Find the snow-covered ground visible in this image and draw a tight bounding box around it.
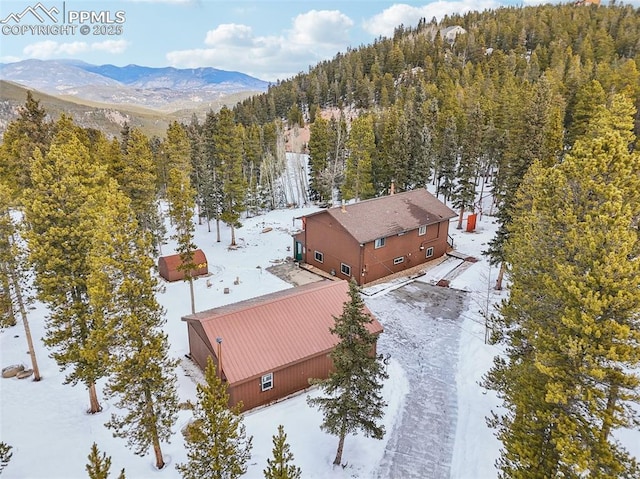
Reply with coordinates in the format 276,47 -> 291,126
2,173 -> 639,478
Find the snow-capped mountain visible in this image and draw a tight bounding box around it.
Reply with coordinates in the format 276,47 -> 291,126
0,59 -> 269,110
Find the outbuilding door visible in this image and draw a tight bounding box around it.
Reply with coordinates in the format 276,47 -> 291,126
294,241 -> 303,261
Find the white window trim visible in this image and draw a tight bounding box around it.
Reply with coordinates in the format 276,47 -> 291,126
261,372 -> 273,391
340,263 -> 351,276
314,251 -> 324,263
374,237 -> 386,249
418,225 -> 427,236
393,256 -> 404,265
426,246 -> 434,258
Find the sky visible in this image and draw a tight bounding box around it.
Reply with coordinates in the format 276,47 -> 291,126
0,0 -> 616,82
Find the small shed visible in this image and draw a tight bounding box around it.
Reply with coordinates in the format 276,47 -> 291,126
182,280 -> 383,412
158,249 -> 208,282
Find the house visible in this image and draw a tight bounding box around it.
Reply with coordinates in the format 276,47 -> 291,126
293,189 -> 457,285
181,280 -> 383,412
158,249 -> 208,282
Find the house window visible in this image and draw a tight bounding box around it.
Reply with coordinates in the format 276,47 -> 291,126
314,251 -> 324,263
261,372 -> 273,391
426,246 -> 434,258
340,263 -> 351,276
374,237 -> 386,249
418,225 -> 427,236
393,256 -> 404,265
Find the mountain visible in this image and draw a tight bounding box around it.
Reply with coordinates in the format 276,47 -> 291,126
0,59 -> 268,111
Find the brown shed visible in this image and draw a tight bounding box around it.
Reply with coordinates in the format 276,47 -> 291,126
158,249 -> 208,282
182,280 -> 383,412
293,189 -> 457,285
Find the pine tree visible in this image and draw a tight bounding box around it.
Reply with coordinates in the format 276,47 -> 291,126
342,114 -> 375,201
0,183 -> 41,379
485,95 -> 640,478
176,357 -> 253,479
308,116 -> 331,202
307,279 -> 388,466
166,167 -> 198,314
263,425 -> 302,479
24,116 -> 109,413
0,442 -> 12,475
90,181 -> 179,470
86,443 -> 125,479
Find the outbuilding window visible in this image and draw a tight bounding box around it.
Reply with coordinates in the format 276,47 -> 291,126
393,256 -> 404,265
314,251 -> 324,263
261,372 -> 273,391
418,225 -> 427,236
426,246 -> 434,258
374,237 -> 386,249
340,263 -> 351,276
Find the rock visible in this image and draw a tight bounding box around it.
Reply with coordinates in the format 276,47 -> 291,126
2,364 -> 25,378
261,227 -> 273,233
16,369 -> 33,379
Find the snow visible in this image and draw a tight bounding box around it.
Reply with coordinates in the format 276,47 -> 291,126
2,172 -> 639,478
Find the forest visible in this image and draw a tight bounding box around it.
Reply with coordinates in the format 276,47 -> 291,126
1,2 -> 640,477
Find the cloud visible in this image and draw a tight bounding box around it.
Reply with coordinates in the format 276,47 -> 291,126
167,9 -> 354,81
363,1 -> 499,37
22,39 -> 129,58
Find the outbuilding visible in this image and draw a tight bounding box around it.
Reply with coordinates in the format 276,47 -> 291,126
181,280 -> 383,412
158,249 -> 208,282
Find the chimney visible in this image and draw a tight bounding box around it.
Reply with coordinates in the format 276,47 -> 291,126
390,181 -> 395,195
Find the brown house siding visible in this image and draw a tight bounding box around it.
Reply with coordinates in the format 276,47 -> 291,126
302,213 -> 362,281
298,215 -> 452,285
228,351 -> 334,412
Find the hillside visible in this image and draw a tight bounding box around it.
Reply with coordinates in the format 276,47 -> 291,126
0,80 -> 258,138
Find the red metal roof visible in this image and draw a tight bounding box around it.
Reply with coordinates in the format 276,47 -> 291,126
182,280 -> 383,384
304,189 -> 456,244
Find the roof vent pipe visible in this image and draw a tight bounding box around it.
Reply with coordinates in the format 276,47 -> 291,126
341,200 -> 346,213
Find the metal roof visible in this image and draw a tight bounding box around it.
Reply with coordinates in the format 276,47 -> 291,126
182,280 -> 383,384
306,189 -> 456,244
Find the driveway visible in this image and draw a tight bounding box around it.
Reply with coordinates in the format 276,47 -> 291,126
365,282 -> 467,479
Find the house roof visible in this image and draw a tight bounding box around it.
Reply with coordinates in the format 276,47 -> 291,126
182,280 -> 383,384
307,189 -> 456,244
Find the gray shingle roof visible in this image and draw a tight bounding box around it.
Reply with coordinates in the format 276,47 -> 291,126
322,189 -> 457,244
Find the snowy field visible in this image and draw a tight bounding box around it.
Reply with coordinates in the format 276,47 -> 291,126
2,176 -> 639,478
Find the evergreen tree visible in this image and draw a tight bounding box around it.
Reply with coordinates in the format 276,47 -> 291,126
307,279 -> 388,466
485,95 -> 640,478
342,114 -> 375,201
308,116 -> 331,202
215,108 -> 248,246
85,443 -> 125,479
166,167 -> 198,314
0,91 -> 51,196
176,357 -> 253,479
0,442 -> 12,475
89,181 -> 179,470
0,183 -> 41,379
263,425 -> 302,479
24,116 -> 109,413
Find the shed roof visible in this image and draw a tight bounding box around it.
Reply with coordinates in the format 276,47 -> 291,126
159,249 -> 207,270
182,280 -> 383,384
306,189 -> 456,244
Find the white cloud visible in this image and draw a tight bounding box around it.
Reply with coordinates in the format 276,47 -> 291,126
22,40 -> 129,59
167,9 -> 354,81
289,10 -> 353,46
363,1 -> 499,37
204,24 -> 254,47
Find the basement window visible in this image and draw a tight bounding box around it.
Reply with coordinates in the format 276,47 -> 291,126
314,251 -> 324,263
261,372 -> 273,391
418,225 -> 427,236
393,257 -> 404,265
426,247 -> 434,258
374,237 -> 386,249
340,263 -> 351,276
